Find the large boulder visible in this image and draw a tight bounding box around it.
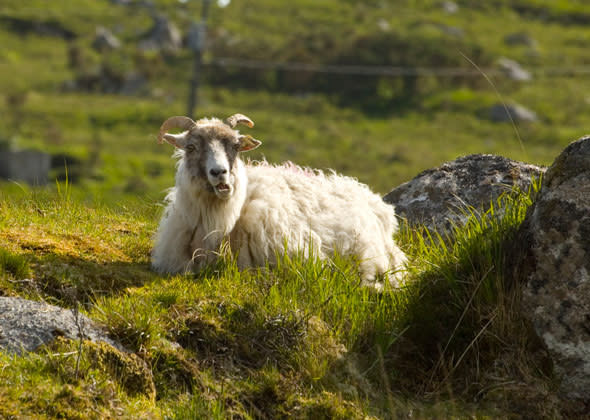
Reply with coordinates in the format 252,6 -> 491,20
384,154 -> 544,233
518,136 -> 590,406
0,296 -> 122,355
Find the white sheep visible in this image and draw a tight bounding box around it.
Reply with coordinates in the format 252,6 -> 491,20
151,114 -> 407,289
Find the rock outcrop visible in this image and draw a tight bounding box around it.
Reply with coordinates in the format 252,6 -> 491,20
518,136 -> 590,406
0,296 -> 122,355
384,154 -> 544,233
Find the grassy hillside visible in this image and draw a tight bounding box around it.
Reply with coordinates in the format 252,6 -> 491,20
0,0 -> 588,418
0,179 -> 561,418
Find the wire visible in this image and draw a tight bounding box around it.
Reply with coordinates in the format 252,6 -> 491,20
207,56 -> 590,78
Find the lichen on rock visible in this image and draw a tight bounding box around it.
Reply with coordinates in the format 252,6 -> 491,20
517,136 -> 590,408
384,154 -> 544,234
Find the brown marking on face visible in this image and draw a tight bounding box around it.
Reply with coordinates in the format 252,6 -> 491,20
182,124 -> 242,184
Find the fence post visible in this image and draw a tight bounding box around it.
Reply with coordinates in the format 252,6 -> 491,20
186,0 -> 211,119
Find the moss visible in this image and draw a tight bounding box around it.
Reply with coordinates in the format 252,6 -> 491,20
169,302 -> 307,372
88,341 -> 156,400
0,395 -> 30,420
49,384 -> 102,420
286,391 -> 373,420
48,337 -> 156,401
150,344 -> 201,399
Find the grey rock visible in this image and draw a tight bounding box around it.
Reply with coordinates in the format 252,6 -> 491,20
139,15 -> 182,52
0,296 -> 122,355
0,150 -> 51,185
377,18 -> 390,32
497,57 -> 532,81
92,26 -> 121,51
436,24 -> 464,38
504,31 -> 538,48
489,103 -> 538,123
384,154 -> 544,233
440,1 -> 459,14
120,72 -> 147,95
519,136 -> 590,405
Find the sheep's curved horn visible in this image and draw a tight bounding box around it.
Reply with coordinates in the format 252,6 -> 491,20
157,116 -> 196,144
226,114 -> 254,129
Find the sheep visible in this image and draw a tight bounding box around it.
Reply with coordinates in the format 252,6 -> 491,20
151,113 -> 407,289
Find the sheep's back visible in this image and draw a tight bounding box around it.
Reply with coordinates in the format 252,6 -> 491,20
237,163 -> 398,262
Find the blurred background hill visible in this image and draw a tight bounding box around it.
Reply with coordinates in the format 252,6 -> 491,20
2,0 -> 590,202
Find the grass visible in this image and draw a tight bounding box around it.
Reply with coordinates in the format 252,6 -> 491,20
0,178 -> 563,418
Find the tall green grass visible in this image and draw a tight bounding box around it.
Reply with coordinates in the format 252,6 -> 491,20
392,179 -> 548,403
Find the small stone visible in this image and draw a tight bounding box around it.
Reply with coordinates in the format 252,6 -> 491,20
119,72 -> 147,96
138,14 -> 182,52
92,26 -> 121,52
377,18 -> 390,32
504,32 -> 538,48
497,57 -> 532,81
436,24 -> 464,38
489,103 -> 538,123
440,1 -> 459,14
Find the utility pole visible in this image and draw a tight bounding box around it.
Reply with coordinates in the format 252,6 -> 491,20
186,0 -> 211,119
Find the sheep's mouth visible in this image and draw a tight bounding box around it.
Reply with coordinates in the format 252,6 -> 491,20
216,183 -> 230,192
213,183 -> 232,198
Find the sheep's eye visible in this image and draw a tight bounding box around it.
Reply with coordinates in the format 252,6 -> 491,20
185,144 -> 196,153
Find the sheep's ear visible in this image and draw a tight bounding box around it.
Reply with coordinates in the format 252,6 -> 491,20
238,135 -> 261,152
162,132 -> 189,149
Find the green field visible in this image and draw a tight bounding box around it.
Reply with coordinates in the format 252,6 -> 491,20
0,0 -> 587,418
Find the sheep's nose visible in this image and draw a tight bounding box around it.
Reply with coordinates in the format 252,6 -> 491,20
209,168 -> 228,177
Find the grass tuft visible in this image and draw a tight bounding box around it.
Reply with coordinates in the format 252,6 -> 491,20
0,247 -> 30,279
388,179 -> 556,416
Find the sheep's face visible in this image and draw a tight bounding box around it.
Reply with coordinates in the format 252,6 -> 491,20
162,119 -> 261,200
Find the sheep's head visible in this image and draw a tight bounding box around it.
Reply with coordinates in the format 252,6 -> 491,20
158,114 -> 261,199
